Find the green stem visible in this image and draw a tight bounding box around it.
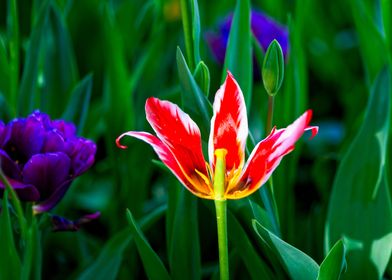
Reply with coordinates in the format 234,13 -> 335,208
266,95 -> 274,134
0,167 -> 27,243
214,149 -> 229,280
180,0 -> 195,70
265,95 -> 281,234
215,199 -> 229,280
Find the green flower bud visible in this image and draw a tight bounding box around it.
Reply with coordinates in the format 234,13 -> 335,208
262,39 -> 284,96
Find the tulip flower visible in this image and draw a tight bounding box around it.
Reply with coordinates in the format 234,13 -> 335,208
117,72 -> 317,280
117,72 -> 317,200
0,111 -> 96,214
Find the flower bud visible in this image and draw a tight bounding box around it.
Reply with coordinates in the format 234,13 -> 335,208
262,39 -> 284,96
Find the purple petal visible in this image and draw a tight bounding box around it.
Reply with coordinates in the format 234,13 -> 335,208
206,32 -> 227,64
0,121 -> 10,148
0,177 -> 40,201
51,211 -> 100,232
206,10 -> 289,64
23,152 -> 71,201
51,120 -> 77,139
65,139 -> 96,176
0,149 -> 22,180
251,11 -> 289,57
32,179 -> 72,214
42,130 -> 65,153
8,115 -> 46,159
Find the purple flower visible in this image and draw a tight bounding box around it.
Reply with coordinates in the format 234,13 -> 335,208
0,111 -> 96,214
206,10 -> 289,64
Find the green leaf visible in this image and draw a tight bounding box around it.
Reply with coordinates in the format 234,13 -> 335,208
62,74 -> 93,135
0,36 -> 10,100
42,3 -> 78,116
21,217 -> 42,280
176,47 -> 212,137
78,205 -> 166,280
126,209 -> 171,280
227,211 -> 275,280
253,220 -> 320,280
191,0 -> 201,65
317,240 -> 346,280
350,0 -> 388,83
179,0 -> 201,70
325,69 -> 392,279
77,229 -> 130,280
0,195 -> 22,280
193,61 -> 210,97
169,190 -> 201,280
18,0 -> 50,115
222,0 -> 252,109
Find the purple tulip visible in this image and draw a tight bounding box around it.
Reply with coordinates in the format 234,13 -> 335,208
206,10 -> 289,64
0,111 -> 96,214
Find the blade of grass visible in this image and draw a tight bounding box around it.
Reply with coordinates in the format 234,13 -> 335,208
126,209 -> 171,280
222,0 -> 252,110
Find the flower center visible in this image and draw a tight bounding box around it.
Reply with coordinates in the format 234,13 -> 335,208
213,148 -> 227,200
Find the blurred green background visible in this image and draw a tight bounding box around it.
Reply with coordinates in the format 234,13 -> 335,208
0,0 -> 391,279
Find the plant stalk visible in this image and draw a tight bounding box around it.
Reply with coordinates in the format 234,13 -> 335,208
213,149 -> 229,280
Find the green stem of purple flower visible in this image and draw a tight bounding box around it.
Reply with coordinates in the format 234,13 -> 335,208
0,167 -> 27,242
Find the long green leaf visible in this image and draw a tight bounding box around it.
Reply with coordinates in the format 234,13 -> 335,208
350,0 -> 388,83
18,0 -> 50,115
169,190 -> 201,280
21,217 -> 42,280
77,204 -> 166,280
0,36 -> 10,103
317,240 -> 346,280
228,211 -> 275,280
42,3 -> 78,116
176,47 -> 212,138
325,69 -> 392,279
0,194 -> 22,280
253,220 -> 320,280
62,74 -> 93,135
191,0 -> 201,65
222,0 -> 252,109
7,0 -> 19,117
126,209 -> 171,280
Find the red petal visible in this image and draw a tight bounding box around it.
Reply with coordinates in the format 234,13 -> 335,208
208,72 -> 248,172
227,110 -> 318,199
145,97 -> 210,184
116,131 -> 212,198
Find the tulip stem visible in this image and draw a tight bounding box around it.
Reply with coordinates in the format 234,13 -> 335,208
214,149 -> 229,280
0,167 -> 27,242
215,199 -> 229,280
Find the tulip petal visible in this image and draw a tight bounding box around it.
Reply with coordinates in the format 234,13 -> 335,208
145,98 -> 211,192
116,131 -> 213,198
8,114 -> 46,160
227,110 -> 318,199
0,177 -> 40,201
0,149 -> 22,180
32,179 -> 72,214
209,72 -> 248,172
51,212 -> 100,232
23,152 -> 71,201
